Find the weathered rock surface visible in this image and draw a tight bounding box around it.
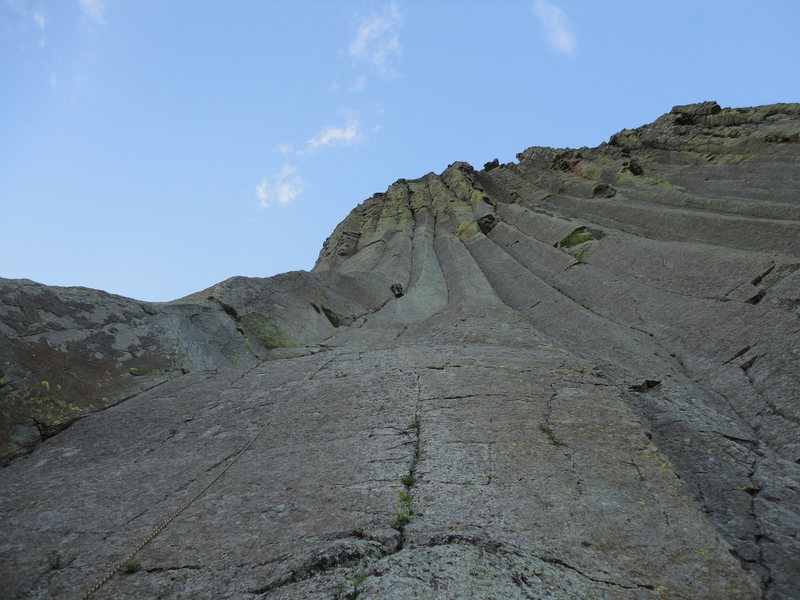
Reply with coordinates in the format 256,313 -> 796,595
0,272 -> 385,463
1,102 -> 799,599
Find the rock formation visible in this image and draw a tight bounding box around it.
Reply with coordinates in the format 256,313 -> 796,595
1,102 -> 799,599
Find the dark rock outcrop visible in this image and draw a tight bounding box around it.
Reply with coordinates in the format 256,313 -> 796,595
2,102 -> 799,599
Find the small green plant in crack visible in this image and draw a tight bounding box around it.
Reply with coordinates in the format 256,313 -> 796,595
121,559 -> 141,574
350,564 -> 368,597
538,422 -> 565,447
391,506 -> 411,530
391,489 -> 413,530
400,473 -> 416,487
407,416 -> 420,431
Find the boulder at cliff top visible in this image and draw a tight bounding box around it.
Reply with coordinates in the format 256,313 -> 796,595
1,102 -> 799,599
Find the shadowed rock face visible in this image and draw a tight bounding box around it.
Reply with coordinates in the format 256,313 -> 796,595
1,102 -> 798,599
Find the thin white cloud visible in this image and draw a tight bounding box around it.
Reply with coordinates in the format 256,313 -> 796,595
33,11 -> 45,29
301,119 -> 360,155
79,0 -> 105,24
255,164 -> 305,208
275,143 -> 295,155
49,74 -> 57,89
329,76 -> 368,94
348,2 -> 404,79
348,76 -> 367,93
532,0 -> 576,55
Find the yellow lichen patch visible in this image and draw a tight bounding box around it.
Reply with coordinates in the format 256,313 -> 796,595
456,221 -> 479,241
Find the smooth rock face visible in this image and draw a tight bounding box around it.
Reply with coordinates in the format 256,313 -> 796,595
1,102 -> 798,599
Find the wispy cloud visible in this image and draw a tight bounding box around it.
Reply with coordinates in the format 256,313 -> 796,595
532,0 -> 576,55
274,143 -> 295,155
348,2 -> 404,79
255,165 -> 305,208
79,0 -> 105,24
300,119 -> 361,155
33,10 -> 45,29
348,76 -> 367,93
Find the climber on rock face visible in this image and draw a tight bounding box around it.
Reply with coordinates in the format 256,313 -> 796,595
390,282 -> 405,298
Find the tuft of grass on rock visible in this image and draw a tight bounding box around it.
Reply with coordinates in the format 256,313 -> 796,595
351,565 -> 368,596
538,422 -> 565,447
391,489 -> 414,530
391,507 -> 411,531
121,559 -> 141,574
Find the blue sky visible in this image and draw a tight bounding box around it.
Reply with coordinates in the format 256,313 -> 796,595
2,0 -> 798,301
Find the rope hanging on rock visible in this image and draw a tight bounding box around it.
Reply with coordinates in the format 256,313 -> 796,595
80,421 -> 271,600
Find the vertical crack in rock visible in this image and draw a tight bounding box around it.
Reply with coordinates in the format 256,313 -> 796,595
544,378 -> 584,502
401,180 -> 417,291
746,453 -> 773,593
392,372 -> 422,551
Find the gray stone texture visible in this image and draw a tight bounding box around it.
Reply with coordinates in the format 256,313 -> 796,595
1,102 -> 798,599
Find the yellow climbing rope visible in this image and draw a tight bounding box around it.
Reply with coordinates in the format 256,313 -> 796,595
80,421 -> 271,600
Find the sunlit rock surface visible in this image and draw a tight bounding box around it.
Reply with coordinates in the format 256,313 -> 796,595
1,102 -> 799,599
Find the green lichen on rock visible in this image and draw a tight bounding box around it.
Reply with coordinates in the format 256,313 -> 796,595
653,179 -> 682,190
573,155 -> 622,181
555,227 -> 601,260
556,228 -> 593,249
241,312 -> 293,350
609,128 -> 641,148
381,182 -> 414,227
25,394 -> 86,438
455,220 -> 479,241
591,182 -> 616,198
